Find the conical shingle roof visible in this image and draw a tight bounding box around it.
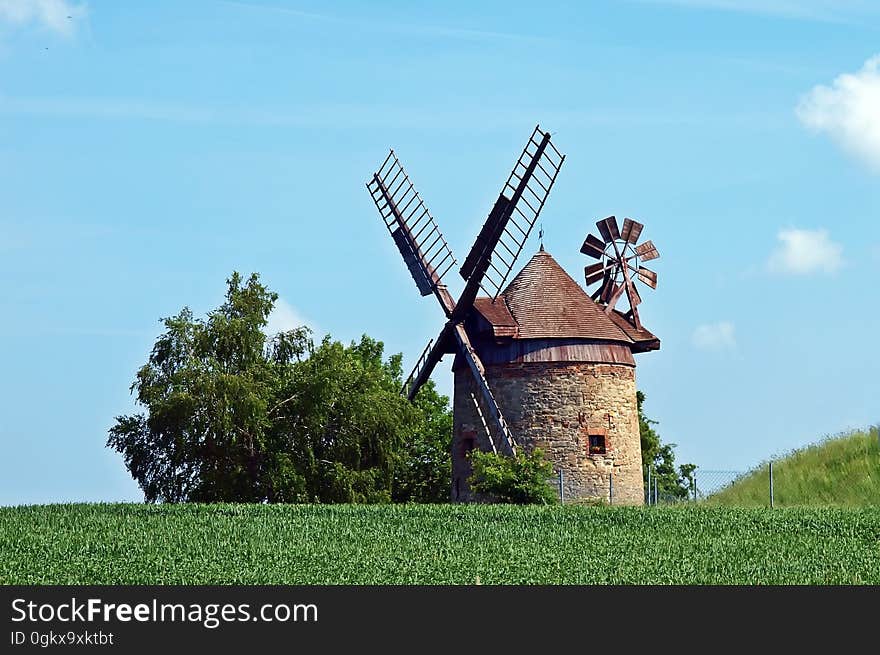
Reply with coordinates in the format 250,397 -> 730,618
492,249 -> 633,342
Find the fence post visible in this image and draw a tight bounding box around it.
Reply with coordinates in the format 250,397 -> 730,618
693,471 -> 698,502
609,471 -> 614,505
654,476 -> 658,505
646,467 -> 652,506
558,470 -> 564,504
769,461 -> 774,509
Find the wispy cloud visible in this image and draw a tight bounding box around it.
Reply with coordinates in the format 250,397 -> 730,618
46,326 -> 153,338
0,94 -> 786,130
796,55 -> 880,172
265,298 -> 317,336
0,322 -> 152,339
220,0 -> 554,44
0,95 -> 461,127
0,0 -> 87,36
0,95 -> 220,122
767,228 -> 843,275
693,321 -> 736,351
219,0 -> 325,22
628,0 -> 878,23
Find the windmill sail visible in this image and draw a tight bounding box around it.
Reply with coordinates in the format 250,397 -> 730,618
452,324 -> 517,455
367,128 -> 566,459
367,150 -> 457,309
402,326 -> 452,401
403,324 -> 517,454
401,337 -> 435,397
459,125 -> 565,302
581,217 -> 660,331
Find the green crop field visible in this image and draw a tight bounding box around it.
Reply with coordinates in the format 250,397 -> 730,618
3,504 -> 880,584
708,429 -> 880,507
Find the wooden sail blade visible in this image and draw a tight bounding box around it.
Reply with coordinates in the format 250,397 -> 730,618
637,267 -> 658,289
596,216 -> 620,243
600,276 -> 618,304
634,240 -> 659,262
403,327 -> 450,401
580,233 -> 605,259
621,218 -> 644,244
367,150 -> 457,315
627,279 -> 642,307
458,125 -> 565,305
452,324 -> 517,456
584,262 -> 607,286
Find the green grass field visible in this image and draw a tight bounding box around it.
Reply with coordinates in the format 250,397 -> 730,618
708,429 -> 880,507
3,504 -> 880,584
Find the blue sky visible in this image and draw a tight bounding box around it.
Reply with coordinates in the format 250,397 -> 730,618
1,0 -> 878,505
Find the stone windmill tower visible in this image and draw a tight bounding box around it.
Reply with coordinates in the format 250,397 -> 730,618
366,127 -> 660,504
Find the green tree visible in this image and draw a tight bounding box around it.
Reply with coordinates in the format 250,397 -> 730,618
392,380 -> 453,503
107,272 -> 452,503
467,448 -> 558,504
638,390 -> 694,501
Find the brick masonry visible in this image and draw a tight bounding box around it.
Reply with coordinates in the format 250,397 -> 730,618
453,361 -> 644,505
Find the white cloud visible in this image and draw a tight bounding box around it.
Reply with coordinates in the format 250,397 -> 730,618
767,228 -> 843,275
692,322 -> 736,351
265,298 -> 316,336
0,0 -> 86,37
796,55 -> 880,171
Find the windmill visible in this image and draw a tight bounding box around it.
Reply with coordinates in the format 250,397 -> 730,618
366,126 -> 565,456
580,216 -> 659,331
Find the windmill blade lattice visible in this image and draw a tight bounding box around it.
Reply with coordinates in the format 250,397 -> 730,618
367,150 -> 457,314
459,125 -> 565,301
581,216 -> 659,330
366,127 -> 564,459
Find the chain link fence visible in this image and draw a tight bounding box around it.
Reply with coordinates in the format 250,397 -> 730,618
691,470 -> 748,501
634,469 -> 750,504
546,468 -> 748,505
642,465 -> 775,506
686,426 -> 880,507
548,424 -> 880,506
545,469 -> 750,505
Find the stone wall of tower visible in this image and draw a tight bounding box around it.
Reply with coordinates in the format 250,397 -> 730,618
452,362 -> 644,505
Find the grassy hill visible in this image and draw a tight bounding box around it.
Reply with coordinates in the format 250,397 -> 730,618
3,503 -> 880,584
708,429 -> 880,507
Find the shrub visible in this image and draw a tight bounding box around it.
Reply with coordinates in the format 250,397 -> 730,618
467,448 -> 558,504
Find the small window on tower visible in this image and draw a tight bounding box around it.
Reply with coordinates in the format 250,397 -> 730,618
588,434 -> 606,455
461,436 -> 476,457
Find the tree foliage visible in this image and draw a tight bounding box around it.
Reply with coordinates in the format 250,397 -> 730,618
467,448 -> 558,504
638,390 -> 695,501
107,272 -> 451,503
